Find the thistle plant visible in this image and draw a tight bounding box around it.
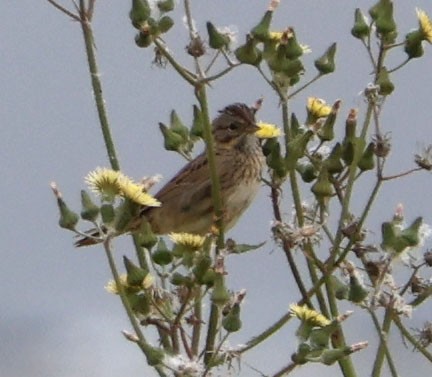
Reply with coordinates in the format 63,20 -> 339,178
48,1 -> 432,376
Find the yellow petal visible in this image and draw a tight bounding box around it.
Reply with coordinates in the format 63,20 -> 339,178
255,121 -> 283,139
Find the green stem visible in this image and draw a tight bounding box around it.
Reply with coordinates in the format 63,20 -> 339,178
371,308 -> 393,377
287,73 -> 322,99
369,309 -> 399,377
79,5 -> 120,171
203,303 -> 220,365
191,288 -> 202,357
103,239 -> 167,377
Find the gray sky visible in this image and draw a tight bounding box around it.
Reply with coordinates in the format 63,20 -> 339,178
2,1 -> 432,376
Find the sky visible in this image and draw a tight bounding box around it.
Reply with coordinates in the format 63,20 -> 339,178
2,0 -> 432,376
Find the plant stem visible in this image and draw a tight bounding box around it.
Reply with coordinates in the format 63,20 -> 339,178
371,308 -> 393,377
79,4 -> 120,171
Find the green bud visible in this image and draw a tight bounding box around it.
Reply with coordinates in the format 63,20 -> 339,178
404,30 -> 424,59
251,10 -> 273,41
376,67 -> 394,96
235,35 -> 262,66
283,58 -> 304,78
80,190 -> 99,222
57,197 -> 79,230
152,247 -> 173,266
357,142 -> 375,171
142,343 -> 165,366
170,110 -> 189,140
374,0 -> 397,36
129,0 -> 151,29
381,221 -> 398,251
369,0 -> 384,20
123,256 -> 148,286
297,162 -> 317,183
329,275 -> 349,300
311,167 -> 334,198
193,254 -> 212,283
318,99 -> 340,141
286,130 -> 314,170
211,273 -> 230,306
314,43 -> 337,75
159,122 -> 183,151
135,32 -> 153,48
170,272 -> 189,286
292,343 -> 312,365
291,112 -> 303,137
285,28 -> 304,59
262,135 -> 277,156
342,109 -> 357,165
400,217 -> 423,247
136,221 -> 158,250
157,0 -> 174,12
348,273 -> 369,303
351,9 -> 370,39
324,143 -> 344,174
100,203 -> 115,224
207,22 -> 230,49
190,105 -> 203,139
201,268 -> 216,287
266,140 -> 287,178
128,292 -> 151,315
158,16 -> 174,33
222,303 -> 242,332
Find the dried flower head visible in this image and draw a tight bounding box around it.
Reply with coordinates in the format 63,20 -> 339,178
415,145 -> 432,171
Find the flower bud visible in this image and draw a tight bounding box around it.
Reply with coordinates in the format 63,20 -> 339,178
211,273 -> 230,306
251,10 -> 273,41
159,122 -> 183,151
329,275 -> 349,300
374,0 -> 397,37
357,142 -> 375,171
80,190 -> 99,222
297,162 -> 317,183
190,105 -> 203,139
207,22 -> 230,49
222,303 -> 242,332
266,140 -> 287,178
123,256 -> 148,286
135,32 -> 153,48
170,110 -> 189,140
157,0 -> 174,13
351,8 -> 370,40
235,35 -> 262,66
400,217 -> 423,247
283,58 -> 304,78
129,0 -> 151,29
348,273 -> 368,303
137,221 -> 158,249
285,28 -> 304,59
152,246 -> 173,266
170,272 -> 190,286
158,16 -> 174,34
201,268 -> 216,287
57,197 -> 79,230
319,347 -> 352,365
286,130 -> 314,170
324,143 -> 344,174
291,112 -> 303,137
128,292 -> 151,315
311,167 -> 333,198
193,254 -> 212,283
404,30 -> 424,59
318,99 -> 340,141
314,43 -> 337,75
376,67 -> 394,95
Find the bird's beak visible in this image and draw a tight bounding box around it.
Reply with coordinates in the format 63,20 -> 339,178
246,123 -> 261,134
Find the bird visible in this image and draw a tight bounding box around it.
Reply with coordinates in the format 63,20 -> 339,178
75,102 -> 264,246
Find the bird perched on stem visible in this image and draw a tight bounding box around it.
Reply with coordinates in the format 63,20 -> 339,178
75,102 -> 265,246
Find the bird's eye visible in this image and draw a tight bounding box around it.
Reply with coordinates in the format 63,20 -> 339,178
228,122 -> 239,131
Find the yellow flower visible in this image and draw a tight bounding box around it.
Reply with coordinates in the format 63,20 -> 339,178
289,304 -> 330,327
85,167 -> 161,206
255,121 -> 283,139
85,167 -> 123,199
307,97 -> 332,118
169,232 -> 206,250
118,176 -> 161,207
417,8 -> 432,43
